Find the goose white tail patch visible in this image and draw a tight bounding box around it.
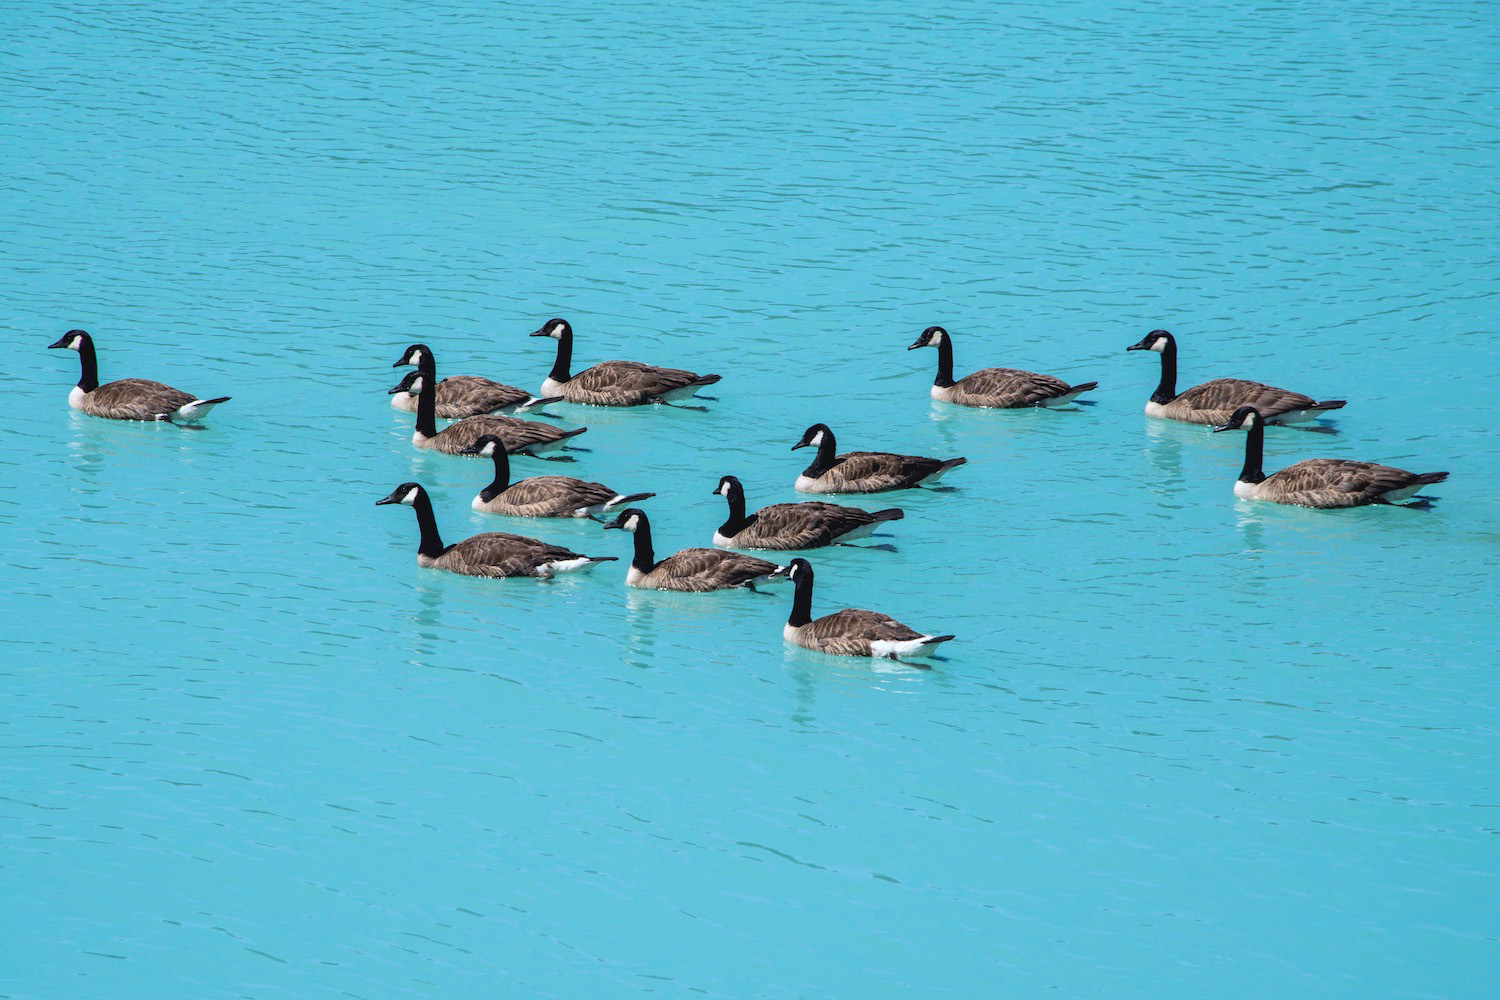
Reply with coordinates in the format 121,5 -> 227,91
655,383 -> 706,402
541,557 -> 596,575
833,521 -> 879,542
172,398 -> 226,423
871,635 -> 946,659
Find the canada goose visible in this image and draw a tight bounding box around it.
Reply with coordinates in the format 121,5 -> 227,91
712,475 -> 904,549
47,329 -> 230,423
908,325 -> 1097,407
791,423 -> 966,494
459,435 -> 656,517
1214,406 -> 1448,507
602,508 -> 788,591
405,371 -> 586,457
376,482 -> 615,577
390,343 -> 558,417
783,559 -> 954,660
528,318 -> 722,405
1127,329 -> 1345,425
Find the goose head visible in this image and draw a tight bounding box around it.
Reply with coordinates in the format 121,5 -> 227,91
1213,405 -> 1262,433
48,329 -> 91,351
602,508 -> 648,533
908,326 -> 948,351
714,475 -> 744,499
393,344 -> 432,368
786,557 -> 814,583
791,423 -> 832,451
1127,330 -> 1174,353
458,434 -> 507,457
376,482 -> 426,506
388,370 -> 421,395
529,318 -> 571,340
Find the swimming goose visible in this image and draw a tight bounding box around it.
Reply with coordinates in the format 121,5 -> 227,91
390,343 -> 558,417
459,435 -> 656,517
908,325 -> 1097,407
603,508 -> 788,591
48,329 -> 230,423
712,475 -> 904,549
1214,406 -> 1448,507
529,318 -> 722,405
1127,329 -> 1345,425
376,482 -> 615,577
791,423 -> 966,494
782,559 -> 954,660
405,371 -> 586,457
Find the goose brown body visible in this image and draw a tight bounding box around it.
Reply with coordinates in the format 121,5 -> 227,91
404,371 -> 584,456
713,476 -> 903,549
531,318 -> 721,406
605,509 -> 787,591
909,326 -> 1097,408
462,436 -> 654,517
792,424 -> 965,494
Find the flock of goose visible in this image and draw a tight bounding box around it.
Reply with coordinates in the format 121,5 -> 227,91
49,321 -> 1449,662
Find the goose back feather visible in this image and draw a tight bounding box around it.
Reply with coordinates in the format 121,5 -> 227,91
462,436 -> 654,517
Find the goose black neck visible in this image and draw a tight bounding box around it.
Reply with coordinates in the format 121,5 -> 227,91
933,335 -> 956,388
479,448 -> 512,503
718,484 -> 748,536
629,519 -> 657,574
1239,417 -> 1267,484
76,337 -> 100,392
1151,338 -> 1179,404
787,567 -> 815,627
548,327 -> 574,384
802,429 -> 838,478
414,365 -> 439,438
409,490 -> 447,558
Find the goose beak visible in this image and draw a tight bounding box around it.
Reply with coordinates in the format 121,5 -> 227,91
528,327 -> 549,337
46,336 -> 68,349
375,493 -> 400,505
391,357 -> 409,368
790,441 -> 808,451
1212,423 -> 1234,433
601,515 -> 625,530
387,384 -> 405,395
906,339 -> 926,351
457,443 -> 484,455
1125,341 -> 1148,351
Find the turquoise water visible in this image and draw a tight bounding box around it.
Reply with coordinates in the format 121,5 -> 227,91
5,1 -> 1499,996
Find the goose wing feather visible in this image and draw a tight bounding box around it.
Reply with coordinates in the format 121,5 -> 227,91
434,376 -> 532,417
565,361 -> 712,404
798,609 -> 924,656
439,531 -> 587,576
82,379 -> 196,420
1171,378 -> 1318,423
829,451 -> 947,492
648,548 -> 780,591
1263,459 -> 1431,508
433,414 -> 581,454
949,367 -> 1075,407
735,502 -> 878,548
490,476 -> 619,516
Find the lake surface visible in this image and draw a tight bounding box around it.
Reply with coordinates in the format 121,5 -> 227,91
3,1 -> 1497,996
